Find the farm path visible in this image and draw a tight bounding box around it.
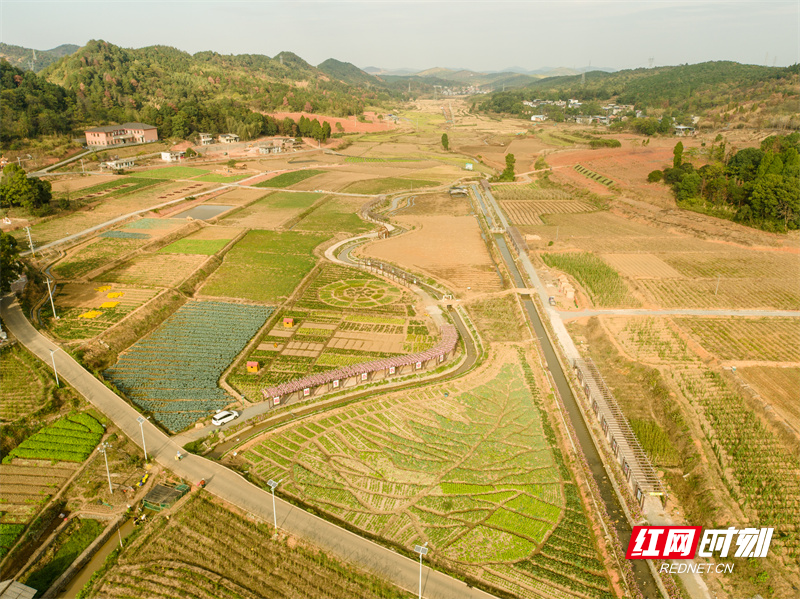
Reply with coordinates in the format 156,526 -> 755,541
0,295 -> 496,599
559,308 -> 800,320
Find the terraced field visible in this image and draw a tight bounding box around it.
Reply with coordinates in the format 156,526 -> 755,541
243,351 -> 613,598
83,494 -> 409,599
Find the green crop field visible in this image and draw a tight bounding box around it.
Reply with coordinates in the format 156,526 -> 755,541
341,177 -> 439,195
105,301 -> 271,432
4,412 -> 104,463
201,230 -> 327,303
193,173 -> 250,183
129,166 -> 209,179
243,352 -> 612,598
53,237 -> 150,279
294,197 -> 372,235
542,252 -> 639,307
158,238 -> 229,255
255,169 -> 325,188
574,165 -> 614,186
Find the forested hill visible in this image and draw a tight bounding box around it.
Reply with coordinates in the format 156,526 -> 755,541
317,58 -> 384,88
0,42 -> 80,72
43,40 -> 398,119
480,61 -> 799,116
1,40 -> 404,146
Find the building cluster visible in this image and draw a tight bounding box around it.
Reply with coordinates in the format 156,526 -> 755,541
257,137 -> 295,154
439,85 -> 489,96
524,99 -> 643,125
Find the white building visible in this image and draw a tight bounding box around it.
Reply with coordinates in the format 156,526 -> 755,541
198,133 -> 214,145
160,151 -> 183,162
530,115 -> 548,122
219,133 -> 240,144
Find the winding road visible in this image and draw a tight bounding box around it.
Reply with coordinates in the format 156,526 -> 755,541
0,295 -> 494,599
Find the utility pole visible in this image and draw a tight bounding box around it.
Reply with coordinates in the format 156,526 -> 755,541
98,443 -> 113,494
24,226 -> 35,257
714,274 -> 721,296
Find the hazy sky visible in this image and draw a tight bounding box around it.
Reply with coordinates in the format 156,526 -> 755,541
2,1 -> 798,71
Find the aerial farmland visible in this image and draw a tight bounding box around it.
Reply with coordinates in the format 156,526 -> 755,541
1,22 -> 798,599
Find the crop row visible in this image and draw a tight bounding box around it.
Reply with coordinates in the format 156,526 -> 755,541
542,252 -> 639,308
105,301 -> 272,432
4,412 -> 103,464
574,164 -> 614,186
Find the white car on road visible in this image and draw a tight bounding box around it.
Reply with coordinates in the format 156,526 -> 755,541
212,410 -> 239,426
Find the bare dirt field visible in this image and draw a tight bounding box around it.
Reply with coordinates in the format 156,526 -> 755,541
737,366 -> 800,432
50,175 -> 119,193
266,111 -> 395,133
189,226 -> 244,240
361,206 -> 502,295
104,253 -> 208,287
207,188 -> 267,205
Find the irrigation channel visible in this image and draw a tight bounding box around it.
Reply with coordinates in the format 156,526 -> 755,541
55,518 -> 135,598
472,185 -> 661,598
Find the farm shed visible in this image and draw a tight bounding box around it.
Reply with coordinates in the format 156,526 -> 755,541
246,361 -> 259,373
142,483 -> 190,511
283,317 -> 294,328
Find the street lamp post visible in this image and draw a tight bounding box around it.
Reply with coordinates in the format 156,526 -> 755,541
24,226 -> 35,257
267,479 -> 281,530
49,348 -> 61,387
137,416 -> 149,461
98,442 -> 113,494
46,278 -> 58,319
414,543 -> 428,599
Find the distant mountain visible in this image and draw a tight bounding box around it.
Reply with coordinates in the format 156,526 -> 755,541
318,58 -> 384,88
363,66 -> 419,76
0,42 -> 80,72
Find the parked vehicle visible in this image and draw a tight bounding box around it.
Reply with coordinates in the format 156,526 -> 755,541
212,410 -> 239,426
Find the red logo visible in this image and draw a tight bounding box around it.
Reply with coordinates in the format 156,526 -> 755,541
626,526 -> 702,559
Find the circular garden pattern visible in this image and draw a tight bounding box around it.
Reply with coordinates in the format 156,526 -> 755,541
318,279 -> 402,308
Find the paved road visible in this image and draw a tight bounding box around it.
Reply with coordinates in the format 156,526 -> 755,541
0,295 -> 495,599
559,308 -> 800,319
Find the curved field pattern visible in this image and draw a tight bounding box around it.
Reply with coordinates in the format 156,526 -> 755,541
88,495 -> 406,599
245,351 -> 613,598
318,279 -> 402,308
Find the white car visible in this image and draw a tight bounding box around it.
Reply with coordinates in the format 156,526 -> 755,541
212,410 -> 239,426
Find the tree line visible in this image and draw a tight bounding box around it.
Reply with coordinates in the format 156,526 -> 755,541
650,133 -> 799,232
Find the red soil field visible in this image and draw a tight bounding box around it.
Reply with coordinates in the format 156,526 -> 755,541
266,111 -> 396,133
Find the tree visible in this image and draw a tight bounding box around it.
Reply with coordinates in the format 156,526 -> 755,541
441,133 -> 449,151
495,153 -> 516,182
0,165 -> 49,212
0,230 -> 22,293
321,121 -> 332,141
673,141 -> 684,168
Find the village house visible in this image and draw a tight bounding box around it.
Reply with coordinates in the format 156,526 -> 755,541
85,122 -> 158,147
198,133 -> 214,145
218,133 -> 240,144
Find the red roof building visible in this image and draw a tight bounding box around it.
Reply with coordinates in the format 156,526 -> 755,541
85,122 -> 158,148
